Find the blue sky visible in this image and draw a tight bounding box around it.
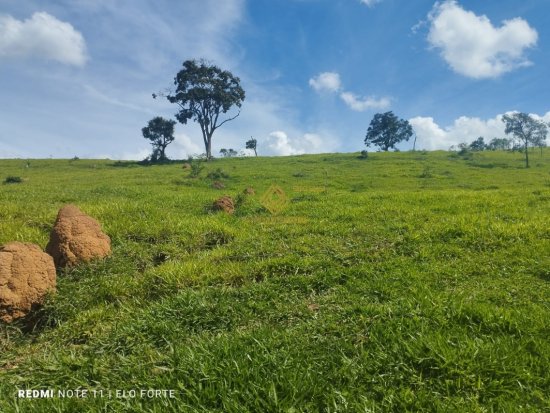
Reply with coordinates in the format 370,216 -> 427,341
0,0 -> 549,158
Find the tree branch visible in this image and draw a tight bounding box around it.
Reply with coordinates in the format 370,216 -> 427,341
213,110 -> 240,131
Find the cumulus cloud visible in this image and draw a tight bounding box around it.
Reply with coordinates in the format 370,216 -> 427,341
427,1 -> 538,79
266,131 -> 335,156
170,133 -> 203,158
409,112 -> 550,150
309,72 -> 342,93
0,12 -> 87,66
340,92 -> 390,111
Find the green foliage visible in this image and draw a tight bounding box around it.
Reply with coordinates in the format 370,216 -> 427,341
162,59 -> 245,161
219,148 -> 238,158
206,167 -> 229,180
245,137 -> 258,156
141,116 -> 176,162
503,112 -> 548,168
1,151 -> 549,412
188,157 -> 204,178
358,149 -> 369,159
469,136 -> 487,151
488,137 -> 512,151
365,111 -> 413,151
3,176 -> 23,184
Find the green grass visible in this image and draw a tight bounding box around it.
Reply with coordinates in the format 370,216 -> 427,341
0,150 -> 549,412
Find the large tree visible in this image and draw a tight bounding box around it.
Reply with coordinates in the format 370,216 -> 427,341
157,59 -> 245,161
141,116 -> 176,162
502,112 -> 548,168
365,111 -> 413,151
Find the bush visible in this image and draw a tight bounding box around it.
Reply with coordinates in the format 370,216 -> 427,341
187,157 -> 204,178
4,176 -> 23,184
207,168 -> 229,180
358,150 -> 369,159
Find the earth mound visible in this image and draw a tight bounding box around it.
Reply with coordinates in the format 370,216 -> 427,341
46,204 -> 111,268
213,196 -> 235,214
0,242 -> 56,323
243,187 -> 255,195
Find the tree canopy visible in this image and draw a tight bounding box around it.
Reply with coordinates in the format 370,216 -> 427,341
141,116 -> 176,162
159,59 -> 245,161
502,112 -> 548,168
365,111 -> 413,151
245,138 -> 257,156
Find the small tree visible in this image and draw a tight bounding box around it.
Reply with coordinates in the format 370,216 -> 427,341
365,111 -> 413,151
502,113 -> 548,168
469,137 -> 486,151
141,116 -> 176,162
220,148 -> 238,158
158,59 -> 245,161
487,137 -> 512,151
246,137 -> 258,156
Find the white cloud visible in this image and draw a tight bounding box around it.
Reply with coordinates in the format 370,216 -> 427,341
427,1 -> 538,79
266,131 -> 336,156
169,133 -> 203,159
309,72 -> 342,93
340,92 -> 390,111
360,0 -> 382,7
408,112 -> 550,150
0,12 -> 87,66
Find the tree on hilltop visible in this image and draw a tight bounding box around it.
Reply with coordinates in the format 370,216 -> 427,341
502,113 -> 548,168
155,59 -> 245,161
246,137 -> 257,156
469,137 -> 486,151
365,111 -> 413,151
141,116 -> 176,162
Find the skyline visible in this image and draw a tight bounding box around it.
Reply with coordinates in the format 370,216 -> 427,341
0,0 -> 549,159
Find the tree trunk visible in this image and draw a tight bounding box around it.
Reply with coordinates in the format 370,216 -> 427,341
254,148 -> 257,157
412,134 -> 417,151
206,135 -> 212,161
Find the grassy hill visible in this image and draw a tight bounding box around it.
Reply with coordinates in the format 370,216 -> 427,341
1,150 -> 549,412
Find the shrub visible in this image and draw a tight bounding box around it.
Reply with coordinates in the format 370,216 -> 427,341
4,176 -> 23,184
207,168 -> 229,180
188,157 -> 204,178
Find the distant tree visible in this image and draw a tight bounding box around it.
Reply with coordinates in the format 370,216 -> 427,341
365,111 -> 413,151
502,113 -> 548,168
141,116 -> 176,162
246,137 -> 258,156
220,148 -> 238,158
469,136 -> 486,151
487,137 -> 512,151
156,59 -> 245,161
532,133 -> 548,157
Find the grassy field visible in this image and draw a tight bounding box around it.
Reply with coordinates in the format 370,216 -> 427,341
0,150 -> 549,412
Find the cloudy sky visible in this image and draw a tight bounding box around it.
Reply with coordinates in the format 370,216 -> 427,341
0,0 -> 549,159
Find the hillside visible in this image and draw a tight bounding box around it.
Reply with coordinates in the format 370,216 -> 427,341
1,150 -> 549,412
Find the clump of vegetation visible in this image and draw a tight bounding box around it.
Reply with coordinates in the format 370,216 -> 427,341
219,148 -> 238,158
207,168 -> 230,180
418,165 -> 433,178
358,150 -> 369,159
4,176 -> 23,184
188,157 -> 204,178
